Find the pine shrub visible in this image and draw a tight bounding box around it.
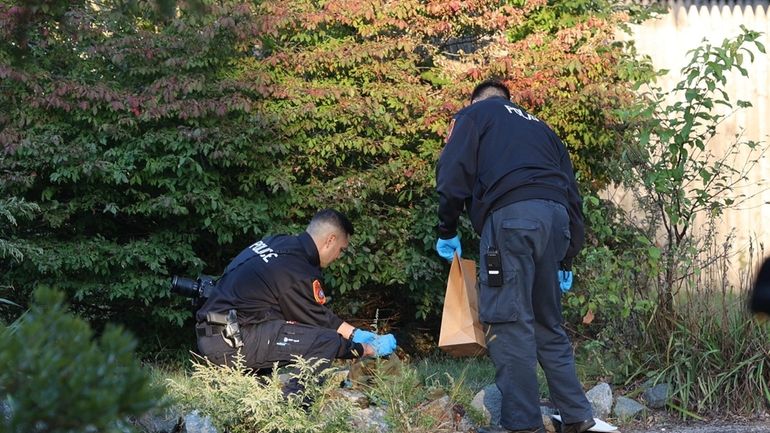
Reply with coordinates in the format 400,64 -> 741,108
0,287 -> 163,433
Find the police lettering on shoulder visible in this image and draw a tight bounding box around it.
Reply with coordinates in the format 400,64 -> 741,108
504,104 -> 540,122
249,240 -> 278,263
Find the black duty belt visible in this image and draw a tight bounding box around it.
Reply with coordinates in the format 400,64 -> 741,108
195,322 -> 225,338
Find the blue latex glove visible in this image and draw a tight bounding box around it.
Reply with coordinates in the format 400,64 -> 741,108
436,235 -> 462,262
371,333 -> 397,357
351,329 -> 377,345
558,270 -> 573,293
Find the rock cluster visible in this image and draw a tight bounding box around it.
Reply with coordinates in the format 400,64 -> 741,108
127,377 -> 669,433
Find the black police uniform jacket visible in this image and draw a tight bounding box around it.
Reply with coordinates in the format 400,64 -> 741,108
196,232 -> 344,330
436,96 -> 585,260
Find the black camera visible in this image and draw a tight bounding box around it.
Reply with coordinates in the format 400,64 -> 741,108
170,275 -> 217,307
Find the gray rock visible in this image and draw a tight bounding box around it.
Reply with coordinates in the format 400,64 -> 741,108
585,382 -> 613,419
351,407 -> 390,433
184,410 -> 218,433
643,383 -> 670,409
470,384 -> 563,431
455,414 -> 476,433
331,388 -> 370,408
540,405 -> 558,417
613,396 -> 646,421
423,396 -> 476,433
278,372 -> 292,385
114,419 -> 136,433
131,409 -> 182,433
1,398 -> 12,424
471,384 -> 502,425
423,395 -> 452,420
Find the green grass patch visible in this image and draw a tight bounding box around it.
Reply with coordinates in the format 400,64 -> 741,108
646,292 -> 770,417
600,283 -> 770,419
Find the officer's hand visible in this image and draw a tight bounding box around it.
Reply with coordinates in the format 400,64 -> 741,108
436,235 -> 461,262
371,334 -> 397,357
351,328 -> 377,344
557,269 -> 573,293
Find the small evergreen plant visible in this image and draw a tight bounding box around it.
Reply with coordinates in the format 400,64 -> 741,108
0,287 -> 162,433
167,353 -> 356,433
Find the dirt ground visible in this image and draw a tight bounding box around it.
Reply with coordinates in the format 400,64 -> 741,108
621,414 -> 770,433
624,422 -> 770,433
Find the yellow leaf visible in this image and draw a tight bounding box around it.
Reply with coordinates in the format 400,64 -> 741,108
582,309 -> 595,325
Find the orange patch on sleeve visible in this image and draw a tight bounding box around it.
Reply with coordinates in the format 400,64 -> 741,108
312,279 -> 326,305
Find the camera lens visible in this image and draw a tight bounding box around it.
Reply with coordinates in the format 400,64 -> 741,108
170,276 -> 200,298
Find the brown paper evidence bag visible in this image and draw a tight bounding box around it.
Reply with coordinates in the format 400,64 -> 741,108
438,253 -> 487,357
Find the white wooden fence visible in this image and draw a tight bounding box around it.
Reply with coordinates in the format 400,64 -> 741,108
612,1 -> 770,286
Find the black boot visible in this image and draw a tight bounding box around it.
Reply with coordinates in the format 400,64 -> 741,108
560,419 -> 595,433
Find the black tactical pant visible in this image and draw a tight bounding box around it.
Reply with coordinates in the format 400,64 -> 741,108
479,199 -> 592,430
197,319 -> 354,375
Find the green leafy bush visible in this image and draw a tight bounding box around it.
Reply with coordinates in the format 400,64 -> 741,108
0,0 -> 649,353
0,287 -> 162,433
564,193 -> 655,332
590,28 -> 770,416
617,26 -> 766,320
0,197 -> 40,264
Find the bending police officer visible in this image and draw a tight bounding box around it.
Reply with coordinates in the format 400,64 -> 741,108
435,80 -> 594,433
196,209 -> 397,383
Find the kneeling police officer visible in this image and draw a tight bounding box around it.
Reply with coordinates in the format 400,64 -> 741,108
195,209 -> 397,384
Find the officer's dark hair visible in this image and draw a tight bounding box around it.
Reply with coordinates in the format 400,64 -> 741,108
470,80 -> 510,103
308,208 -> 354,237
